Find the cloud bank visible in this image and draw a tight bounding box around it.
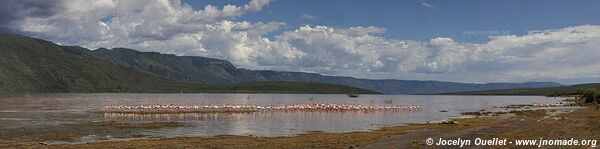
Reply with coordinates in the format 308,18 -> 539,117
1,0 -> 599,83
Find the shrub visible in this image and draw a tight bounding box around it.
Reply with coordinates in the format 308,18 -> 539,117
581,89 -> 600,103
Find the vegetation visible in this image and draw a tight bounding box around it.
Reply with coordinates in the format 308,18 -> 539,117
0,34 -> 378,94
446,83 -> 600,96
445,83 -> 600,104
92,47 -> 249,84
581,88 -> 600,103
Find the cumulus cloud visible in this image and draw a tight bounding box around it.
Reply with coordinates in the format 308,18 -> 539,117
1,0 -> 599,83
250,25 -> 599,83
2,0 -> 294,65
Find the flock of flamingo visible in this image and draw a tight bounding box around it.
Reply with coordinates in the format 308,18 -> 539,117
104,103 -> 423,113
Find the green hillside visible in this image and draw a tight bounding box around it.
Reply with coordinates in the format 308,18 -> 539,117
446,83 -> 600,103
445,83 -> 600,96
0,34 -> 378,94
92,48 -> 251,84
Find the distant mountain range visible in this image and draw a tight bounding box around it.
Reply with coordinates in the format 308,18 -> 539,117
0,34 -> 562,94
235,70 -> 561,94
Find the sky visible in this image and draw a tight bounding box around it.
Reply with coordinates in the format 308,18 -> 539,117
0,0 -> 599,84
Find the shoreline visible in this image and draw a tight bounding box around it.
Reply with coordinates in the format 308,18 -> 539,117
4,105 -> 597,148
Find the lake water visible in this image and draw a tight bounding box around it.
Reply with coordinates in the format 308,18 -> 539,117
0,93 -> 566,143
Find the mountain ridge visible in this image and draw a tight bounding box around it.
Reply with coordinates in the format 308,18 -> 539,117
443,83 -> 600,96
88,47 -> 562,94
0,33 -> 378,94
237,69 -> 562,94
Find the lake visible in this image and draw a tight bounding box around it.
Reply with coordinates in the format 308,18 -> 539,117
0,93 -> 566,143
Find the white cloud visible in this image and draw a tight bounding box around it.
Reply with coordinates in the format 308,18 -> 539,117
301,13 -> 318,20
10,0 -> 294,67
419,0 -> 435,9
421,2 -> 434,8
264,25 -> 600,83
2,0 -> 600,83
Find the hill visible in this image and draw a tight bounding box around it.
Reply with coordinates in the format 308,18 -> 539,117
90,48 -> 561,94
445,83 -> 600,96
0,34 -> 378,94
91,48 -> 252,84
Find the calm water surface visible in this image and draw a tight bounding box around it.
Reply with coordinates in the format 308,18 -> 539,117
0,93 -> 565,143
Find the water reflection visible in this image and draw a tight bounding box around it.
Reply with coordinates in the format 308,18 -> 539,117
104,112 -> 250,121
103,110 -> 424,122
0,93 -> 566,138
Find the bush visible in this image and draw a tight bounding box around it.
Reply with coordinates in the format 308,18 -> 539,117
581,89 -> 600,103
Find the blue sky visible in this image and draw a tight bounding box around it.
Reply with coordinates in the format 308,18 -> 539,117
183,0 -> 600,43
2,0 -> 599,84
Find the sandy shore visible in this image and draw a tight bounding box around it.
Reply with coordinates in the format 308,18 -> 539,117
2,106 -> 598,149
